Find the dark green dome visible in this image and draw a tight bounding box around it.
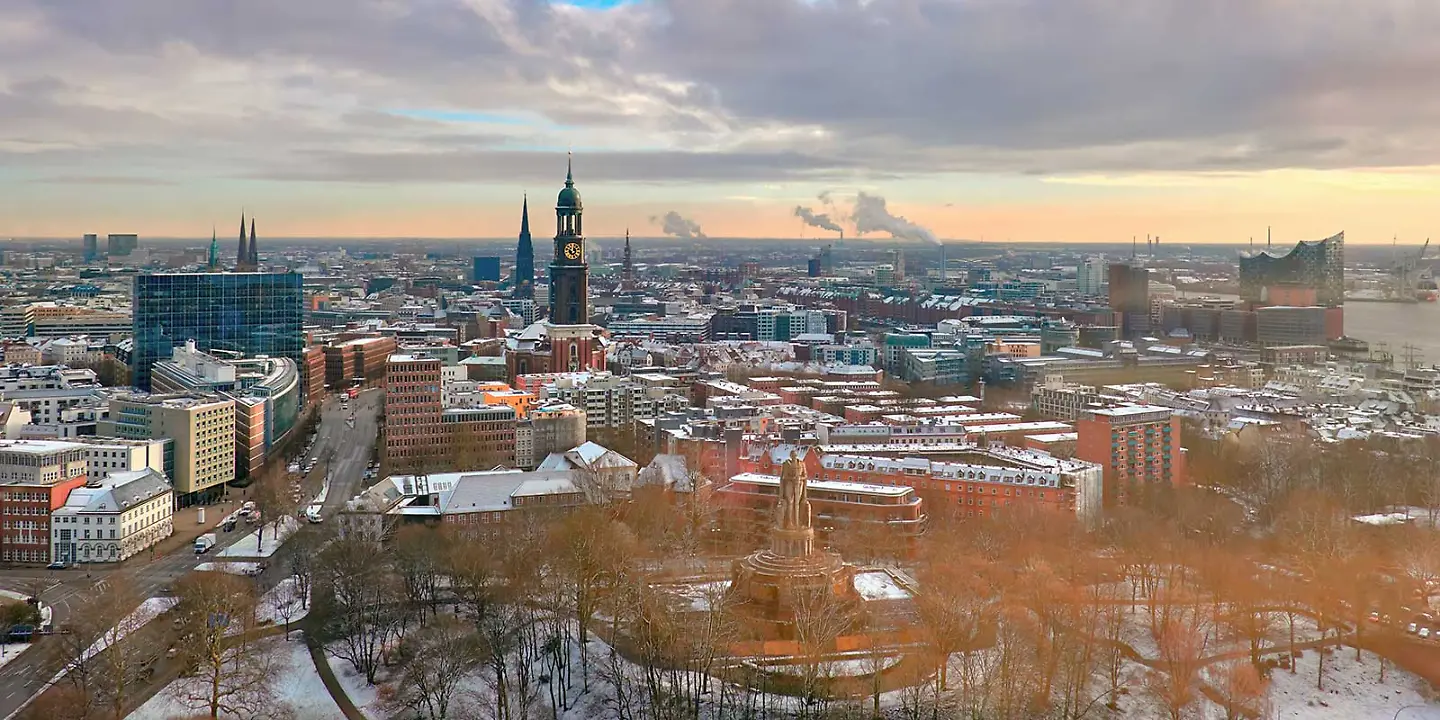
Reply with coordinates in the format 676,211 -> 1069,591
557,184 -> 581,208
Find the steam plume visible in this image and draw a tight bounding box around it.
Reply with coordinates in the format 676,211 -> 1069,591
851,192 -> 939,245
794,206 -> 842,234
652,211 -> 705,239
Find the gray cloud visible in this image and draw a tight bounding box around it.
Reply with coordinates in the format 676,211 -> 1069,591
5,0 -> 1440,194
652,210 -> 705,239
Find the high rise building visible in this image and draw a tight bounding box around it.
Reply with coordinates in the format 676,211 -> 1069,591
1076,405 -> 1183,507
106,233 -> 139,256
1077,255 -> 1105,296
1107,263 -> 1151,338
131,272 -> 304,390
549,155 -> 589,325
82,234 -> 99,263
513,196 -> 535,299
473,256 -> 501,283
1239,231 -> 1345,307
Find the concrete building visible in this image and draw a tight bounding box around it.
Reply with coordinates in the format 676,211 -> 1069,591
1031,377 -> 1106,422
515,402 -> 586,470
1077,256 -> 1106,297
49,468 -> 172,564
1108,263 -> 1151,338
1076,405 -> 1184,507
100,393 -> 236,504
1256,306 -> 1328,347
541,372 -> 688,429
71,437 -> 168,483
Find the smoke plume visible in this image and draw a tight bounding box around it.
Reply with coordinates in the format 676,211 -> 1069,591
652,211 -> 706,239
793,206 -> 843,234
851,192 -> 939,245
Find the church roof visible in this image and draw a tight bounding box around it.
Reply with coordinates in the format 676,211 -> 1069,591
557,154 -> 582,209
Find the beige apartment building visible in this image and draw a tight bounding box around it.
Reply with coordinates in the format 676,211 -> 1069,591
100,393 -> 235,504
50,468 -> 173,564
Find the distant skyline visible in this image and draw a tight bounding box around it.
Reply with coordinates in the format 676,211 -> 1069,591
5,1 -> 1440,244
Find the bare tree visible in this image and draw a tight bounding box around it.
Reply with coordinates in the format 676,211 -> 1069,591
383,616 -> 483,720
789,586 -> 855,715
313,537 -> 406,684
170,572 -> 286,719
391,524 -> 450,623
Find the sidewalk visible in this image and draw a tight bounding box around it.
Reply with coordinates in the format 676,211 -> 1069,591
143,498 -> 244,560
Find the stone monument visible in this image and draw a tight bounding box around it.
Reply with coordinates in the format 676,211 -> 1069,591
730,451 -> 857,637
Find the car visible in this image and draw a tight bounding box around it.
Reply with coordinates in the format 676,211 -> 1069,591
1420,627 -> 1431,639
46,560 -> 67,570
1408,622 -> 1419,633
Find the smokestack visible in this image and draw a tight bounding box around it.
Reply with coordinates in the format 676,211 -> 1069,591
1132,236 -> 1137,260
940,243 -> 947,283
1267,226 -> 1271,248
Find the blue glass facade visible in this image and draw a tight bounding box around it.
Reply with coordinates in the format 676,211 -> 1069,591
132,273 -> 304,390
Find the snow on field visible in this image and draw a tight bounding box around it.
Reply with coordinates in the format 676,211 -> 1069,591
854,570 -> 911,601
667,580 -> 732,611
1265,648 -> 1440,720
257,577 -> 309,626
127,634 -> 340,720
216,516 -> 298,558
327,649 -> 380,714
195,561 -> 261,575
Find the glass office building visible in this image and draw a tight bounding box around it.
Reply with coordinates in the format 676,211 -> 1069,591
132,273 -> 304,390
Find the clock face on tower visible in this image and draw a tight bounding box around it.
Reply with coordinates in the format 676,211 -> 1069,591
563,242 -> 582,261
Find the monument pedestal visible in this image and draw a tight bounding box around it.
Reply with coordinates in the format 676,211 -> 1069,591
727,452 -> 858,640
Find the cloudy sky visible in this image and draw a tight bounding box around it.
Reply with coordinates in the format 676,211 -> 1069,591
4,0 -> 1440,243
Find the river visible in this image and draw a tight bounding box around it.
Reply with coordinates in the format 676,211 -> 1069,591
1343,301 -> 1440,365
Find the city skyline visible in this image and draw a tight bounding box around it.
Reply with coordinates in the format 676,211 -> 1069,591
6,1 -> 1440,243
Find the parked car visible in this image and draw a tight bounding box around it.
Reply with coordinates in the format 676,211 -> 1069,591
1407,622 -> 1418,633
1419,627 -> 1430,639
46,560 -> 67,570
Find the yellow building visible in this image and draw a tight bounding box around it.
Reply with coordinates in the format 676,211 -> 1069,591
100,394 -> 236,503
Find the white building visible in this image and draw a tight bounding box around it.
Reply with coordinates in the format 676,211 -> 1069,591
1077,256 -> 1106,297
50,469 -> 173,564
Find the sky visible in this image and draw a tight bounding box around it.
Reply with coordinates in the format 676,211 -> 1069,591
4,0 -> 1440,244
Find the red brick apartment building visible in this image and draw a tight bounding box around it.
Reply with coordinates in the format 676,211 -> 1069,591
0,441 -> 89,563
326,336 -> 398,388
739,443 -> 1104,527
384,354 -> 517,470
715,471 -> 926,553
1075,405 -> 1185,506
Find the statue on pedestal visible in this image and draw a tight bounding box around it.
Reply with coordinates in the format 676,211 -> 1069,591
778,451 -> 811,532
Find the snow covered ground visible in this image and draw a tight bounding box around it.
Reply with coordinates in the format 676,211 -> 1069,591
1263,648 -> 1440,720
216,516 -> 298,558
256,576 -> 309,627
327,649 -> 380,713
194,561 -> 262,575
854,570 -> 911,601
126,634 -> 340,720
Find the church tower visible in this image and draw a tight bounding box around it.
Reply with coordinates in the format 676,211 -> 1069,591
236,212 -> 249,269
622,228 -> 634,290
513,195 -> 534,299
247,218 -> 258,269
548,154 -> 588,325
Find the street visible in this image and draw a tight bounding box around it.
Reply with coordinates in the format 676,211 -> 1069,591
0,388 -> 382,719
